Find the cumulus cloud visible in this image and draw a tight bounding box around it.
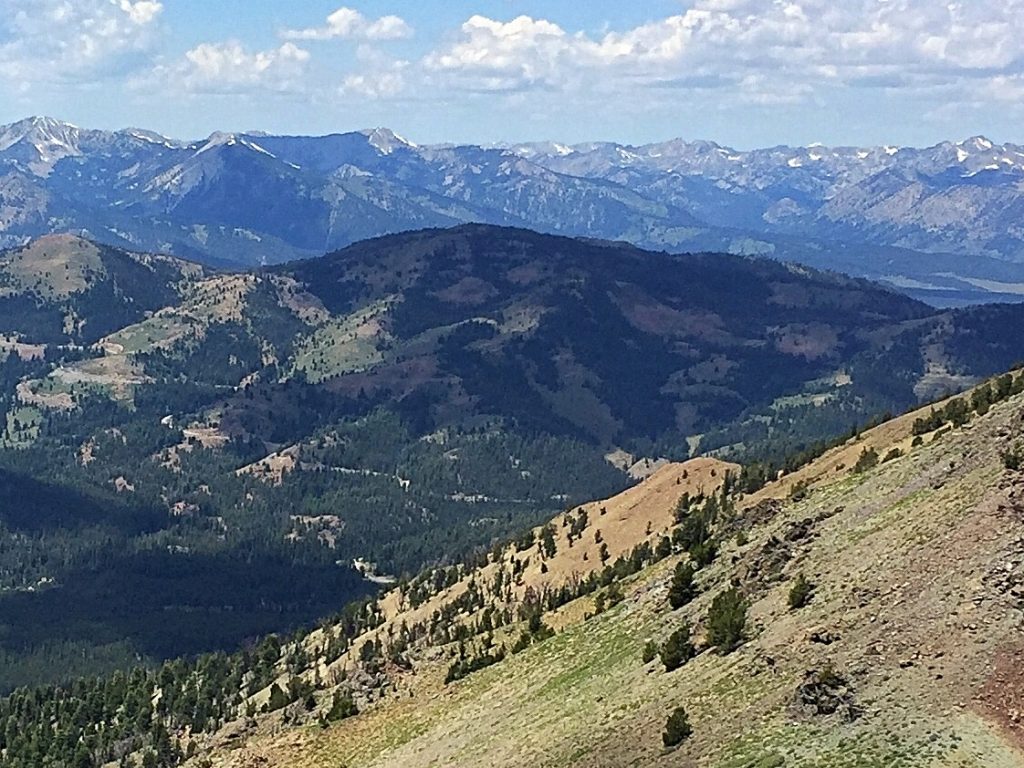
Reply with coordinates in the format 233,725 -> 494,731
283,7 -> 413,42
423,15 -> 574,92
0,0 -> 163,83
341,47 -> 409,98
148,41 -> 311,95
419,1 -> 1024,104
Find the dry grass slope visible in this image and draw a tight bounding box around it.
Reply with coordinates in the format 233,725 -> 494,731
189,384 -> 1024,768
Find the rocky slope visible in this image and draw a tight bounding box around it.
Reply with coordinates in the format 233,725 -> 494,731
188,374 -> 1024,768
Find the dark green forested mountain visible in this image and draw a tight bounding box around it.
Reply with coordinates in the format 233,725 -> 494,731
3,225 -> 1024,692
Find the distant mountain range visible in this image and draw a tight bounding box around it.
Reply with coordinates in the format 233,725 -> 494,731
4,116 -> 1024,304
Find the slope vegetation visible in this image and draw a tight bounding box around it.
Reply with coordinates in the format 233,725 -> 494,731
191,373 -> 1024,768
4,226 -> 1024,689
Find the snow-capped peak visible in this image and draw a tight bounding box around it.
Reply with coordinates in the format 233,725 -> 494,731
0,116 -> 85,176
965,135 -> 994,151
194,132 -> 276,159
361,127 -> 415,155
123,128 -> 182,150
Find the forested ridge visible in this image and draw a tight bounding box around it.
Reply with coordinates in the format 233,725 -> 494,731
3,226 -> 1024,711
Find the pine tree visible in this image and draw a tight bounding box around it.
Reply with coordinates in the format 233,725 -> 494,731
265,682 -> 290,712
662,706 -> 692,747
667,562 -> 697,609
660,623 -> 695,672
539,524 -> 557,558
325,690 -> 357,722
707,588 -> 748,654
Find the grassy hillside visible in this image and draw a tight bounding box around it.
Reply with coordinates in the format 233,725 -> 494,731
183,372 -> 1024,768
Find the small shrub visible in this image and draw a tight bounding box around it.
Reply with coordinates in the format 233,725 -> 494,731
641,640 -> 658,664
662,706 -> 692,747
788,573 -> 814,610
852,447 -> 878,474
606,582 -> 624,607
1003,442 -> 1024,471
882,448 -> 902,463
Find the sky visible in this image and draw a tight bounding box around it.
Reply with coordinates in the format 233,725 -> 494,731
0,0 -> 1021,148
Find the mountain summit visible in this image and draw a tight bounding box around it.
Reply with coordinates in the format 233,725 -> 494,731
3,118 -> 1024,303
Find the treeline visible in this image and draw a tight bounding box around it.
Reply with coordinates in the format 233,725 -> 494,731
911,371 -> 1023,435
0,598 -> 383,768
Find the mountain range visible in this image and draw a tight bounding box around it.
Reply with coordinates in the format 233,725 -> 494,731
5,117 -> 1024,305
5,225 -> 1024,691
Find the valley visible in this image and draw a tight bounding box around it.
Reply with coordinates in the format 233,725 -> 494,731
0,224 -> 1022,689
5,357 -> 1024,767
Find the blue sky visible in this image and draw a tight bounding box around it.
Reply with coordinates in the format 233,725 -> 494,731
0,0 -> 1022,147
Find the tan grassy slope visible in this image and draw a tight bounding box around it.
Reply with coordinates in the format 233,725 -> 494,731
198,389 -> 1024,768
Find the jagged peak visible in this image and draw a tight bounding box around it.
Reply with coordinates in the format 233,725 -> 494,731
194,132 -> 276,159
1,115 -> 79,132
0,115 -> 82,150
359,126 -> 416,154
960,135 -> 996,151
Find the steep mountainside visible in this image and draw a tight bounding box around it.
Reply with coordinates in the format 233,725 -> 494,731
4,226 -> 1024,691
9,369 -> 1023,767
5,118 -> 1024,303
187,373 -> 1024,767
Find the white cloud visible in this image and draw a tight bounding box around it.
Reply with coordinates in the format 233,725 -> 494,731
341,47 -> 408,98
419,1 -> 1024,104
119,0 -> 162,25
342,69 -> 406,98
0,0 -> 163,84
283,7 -> 412,42
149,41 -> 311,95
423,15 -> 573,92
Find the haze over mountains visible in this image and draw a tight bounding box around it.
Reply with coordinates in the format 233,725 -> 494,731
5,117 -> 1024,305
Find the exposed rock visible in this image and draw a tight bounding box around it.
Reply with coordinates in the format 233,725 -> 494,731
807,627 -> 841,645
793,667 -> 861,721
